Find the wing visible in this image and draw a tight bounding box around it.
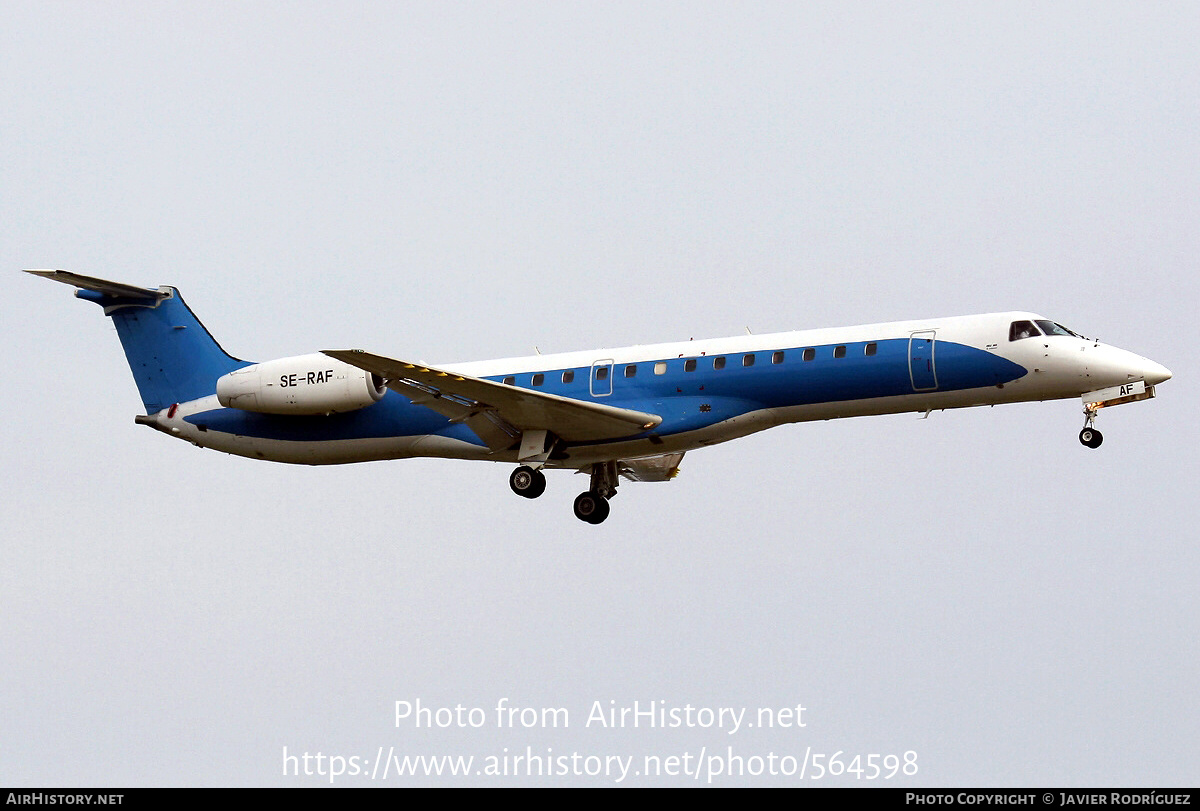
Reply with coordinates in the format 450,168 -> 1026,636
322,349 -> 661,451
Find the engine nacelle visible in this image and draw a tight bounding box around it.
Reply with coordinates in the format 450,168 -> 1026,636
216,353 -> 386,415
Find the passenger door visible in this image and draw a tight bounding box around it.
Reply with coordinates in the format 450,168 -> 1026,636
908,330 -> 938,391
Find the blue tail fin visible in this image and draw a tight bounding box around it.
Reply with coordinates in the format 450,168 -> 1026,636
27,270 -> 249,414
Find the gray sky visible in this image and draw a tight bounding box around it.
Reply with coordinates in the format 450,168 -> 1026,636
2,1 -> 1197,786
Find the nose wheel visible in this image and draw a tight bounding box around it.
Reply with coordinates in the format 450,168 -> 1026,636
1079,406 -> 1103,449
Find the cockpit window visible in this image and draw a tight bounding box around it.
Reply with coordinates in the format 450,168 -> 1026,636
1009,320 -> 1041,341
1035,320 -> 1083,338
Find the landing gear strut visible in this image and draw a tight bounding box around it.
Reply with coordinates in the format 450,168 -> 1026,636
509,465 -> 547,498
574,461 -> 619,524
1079,405 -> 1104,449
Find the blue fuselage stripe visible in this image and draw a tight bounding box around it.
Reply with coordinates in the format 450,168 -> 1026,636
185,338 -> 1026,444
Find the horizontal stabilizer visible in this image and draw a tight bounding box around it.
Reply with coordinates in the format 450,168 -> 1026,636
24,269 -> 164,300
324,349 -> 662,447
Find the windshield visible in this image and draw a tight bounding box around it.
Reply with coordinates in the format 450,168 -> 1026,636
1035,320 -> 1085,339
1036,319 -> 1075,335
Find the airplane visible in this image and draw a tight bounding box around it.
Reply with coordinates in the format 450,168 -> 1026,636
27,269 -> 1172,524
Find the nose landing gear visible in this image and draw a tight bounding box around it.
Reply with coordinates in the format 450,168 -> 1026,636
1079,405 -> 1104,449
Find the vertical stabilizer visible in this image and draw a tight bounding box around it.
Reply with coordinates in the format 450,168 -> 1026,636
26,270 -> 250,413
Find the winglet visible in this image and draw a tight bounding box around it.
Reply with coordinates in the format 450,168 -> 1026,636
24,269 -> 165,301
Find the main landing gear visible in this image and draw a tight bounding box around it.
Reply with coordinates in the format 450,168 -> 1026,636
1079,405 -> 1104,449
509,465 -> 546,498
573,461 -> 618,525
508,461 -> 619,524
573,491 -> 610,525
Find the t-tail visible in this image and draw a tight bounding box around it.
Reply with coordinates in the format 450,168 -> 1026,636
25,270 -> 249,414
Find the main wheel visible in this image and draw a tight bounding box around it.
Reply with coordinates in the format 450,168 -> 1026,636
509,465 -> 546,498
573,491 -> 610,524
1079,428 -> 1104,449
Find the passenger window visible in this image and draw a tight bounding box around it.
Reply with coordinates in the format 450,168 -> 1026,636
562,370 -> 574,384
772,351 -> 784,364
834,345 -> 846,359
532,373 -> 544,386
1009,320 -> 1041,341
595,366 -> 608,381
802,348 -> 815,361
865,342 -> 877,356
654,362 -> 667,375
713,356 -> 726,370
684,359 -> 697,372
503,376 -> 515,385
624,364 -> 637,378
743,354 -> 755,367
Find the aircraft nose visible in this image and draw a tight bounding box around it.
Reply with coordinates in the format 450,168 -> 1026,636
1086,345 -> 1173,389
1143,359 -> 1172,386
